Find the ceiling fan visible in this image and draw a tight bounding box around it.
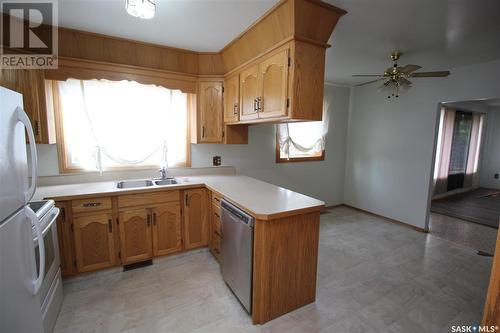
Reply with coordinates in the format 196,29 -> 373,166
353,51 -> 450,98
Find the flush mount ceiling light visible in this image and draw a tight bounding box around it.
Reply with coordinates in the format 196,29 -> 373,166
126,0 -> 155,19
352,51 -> 451,99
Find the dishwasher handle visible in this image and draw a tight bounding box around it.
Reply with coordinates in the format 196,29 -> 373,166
220,199 -> 254,227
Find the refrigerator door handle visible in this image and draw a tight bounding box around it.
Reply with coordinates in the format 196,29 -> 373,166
16,107 -> 38,202
25,205 -> 45,295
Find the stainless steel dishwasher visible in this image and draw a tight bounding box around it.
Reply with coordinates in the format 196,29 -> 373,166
220,199 -> 254,313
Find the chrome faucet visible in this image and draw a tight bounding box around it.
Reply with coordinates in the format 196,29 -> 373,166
158,166 -> 168,179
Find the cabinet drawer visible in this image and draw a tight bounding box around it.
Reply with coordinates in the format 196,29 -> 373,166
212,232 -> 221,259
212,192 -> 222,206
212,206 -> 221,235
118,190 -> 179,208
71,197 -> 112,214
212,201 -> 221,216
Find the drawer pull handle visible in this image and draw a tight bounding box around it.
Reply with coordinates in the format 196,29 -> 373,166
214,230 -> 220,236
82,202 -> 101,207
214,197 -> 220,202
108,219 -> 112,233
214,212 -> 220,218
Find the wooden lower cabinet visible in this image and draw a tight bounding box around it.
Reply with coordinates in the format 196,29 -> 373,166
184,188 -> 209,249
73,212 -> 116,273
54,188 -> 209,276
55,202 -> 75,276
119,208 -> 153,264
152,203 -> 182,256
209,197 -> 222,261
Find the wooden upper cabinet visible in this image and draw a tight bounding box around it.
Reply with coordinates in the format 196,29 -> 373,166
258,49 -> 289,119
183,188 -> 209,249
198,81 -> 223,143
0,69 -> 54,144
119,208 -> 153,264
152,203 -> 182,256
223,74 -> 240,123
73,212 -> 115,273
239,65 -> 259,121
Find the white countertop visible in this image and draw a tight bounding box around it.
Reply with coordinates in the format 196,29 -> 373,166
34,175 -> 325,220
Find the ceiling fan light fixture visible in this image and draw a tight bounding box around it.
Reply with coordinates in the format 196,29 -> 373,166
126,0 -> 155,19
353,50 -> 450,98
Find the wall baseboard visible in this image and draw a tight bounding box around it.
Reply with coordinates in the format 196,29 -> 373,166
329,204 -> 428,233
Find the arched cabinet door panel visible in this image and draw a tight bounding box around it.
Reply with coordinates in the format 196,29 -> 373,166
73,212 -> 115,273
258,49 -> 289,119
199,81 -> 223,143
152,203 -> 182,256
183,188 -> 209,249
224,74 -> 240,123
119,208 -> 153,264
239,65 -> 259,121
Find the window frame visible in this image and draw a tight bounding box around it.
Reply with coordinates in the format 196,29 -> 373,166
275,131 -> 325,163
48,80 -> 192,174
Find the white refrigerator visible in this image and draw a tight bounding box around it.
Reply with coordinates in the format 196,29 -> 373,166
0,86 -> 46,332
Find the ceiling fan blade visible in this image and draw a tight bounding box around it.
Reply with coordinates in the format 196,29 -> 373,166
356,78 -> 386,87
352,74 -> 385,77
400,64 -> 422,74
399,77 -> 412,86
411,71 -> 450,77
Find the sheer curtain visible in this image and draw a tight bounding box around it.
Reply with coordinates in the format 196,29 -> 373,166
434,107 -> 456,195
464,113 -> 484,187
433,107 -> 484,195
277,93 -> 331,159
57,79 -> 188,172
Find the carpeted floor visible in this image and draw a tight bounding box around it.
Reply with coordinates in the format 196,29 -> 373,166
431,188 -> 500,229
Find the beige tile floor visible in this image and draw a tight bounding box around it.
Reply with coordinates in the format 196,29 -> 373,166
429,212 -> 497,254
55,206 -> 492,333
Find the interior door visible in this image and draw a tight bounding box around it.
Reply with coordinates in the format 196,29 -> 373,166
183,189 -> 208,249
199,81 -> 223,143
119,208 -> 153,264
258,49 -> 289,119
152,203 -> 182,256
224,74 -> 240,123
73,213 -> 115,272
239,65 -> 259,121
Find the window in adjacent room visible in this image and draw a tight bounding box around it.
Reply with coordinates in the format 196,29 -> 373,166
275,98 -> 330,163
50,78 -> 190,173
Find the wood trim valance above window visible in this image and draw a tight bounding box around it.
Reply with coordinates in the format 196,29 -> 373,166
44,57 -> 199,93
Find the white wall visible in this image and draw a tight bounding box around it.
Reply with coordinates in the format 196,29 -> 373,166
33,84 -> 351,206
480,106 -> 500,189
344,59 -> 500,229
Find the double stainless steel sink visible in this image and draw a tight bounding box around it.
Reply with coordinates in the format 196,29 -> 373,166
116,178 -> 178,189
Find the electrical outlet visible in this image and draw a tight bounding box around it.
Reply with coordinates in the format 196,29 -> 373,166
213,156 -> 221,166
494,173 -> 499,179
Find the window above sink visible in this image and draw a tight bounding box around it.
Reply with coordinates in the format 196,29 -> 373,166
49,78 -> 191,173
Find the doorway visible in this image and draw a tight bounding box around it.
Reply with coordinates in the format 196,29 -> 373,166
426,99 -> 500,254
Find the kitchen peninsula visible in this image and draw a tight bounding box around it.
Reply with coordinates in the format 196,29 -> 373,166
36,172 -> 325,324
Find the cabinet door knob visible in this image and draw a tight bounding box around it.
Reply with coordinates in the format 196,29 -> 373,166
202,126 -> 205,138
233,103 -> 238,115
147,214 -> 151,227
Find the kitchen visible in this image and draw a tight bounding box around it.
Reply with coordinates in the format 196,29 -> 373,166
1,0 -> 499,332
